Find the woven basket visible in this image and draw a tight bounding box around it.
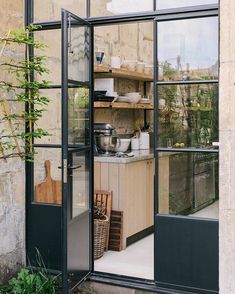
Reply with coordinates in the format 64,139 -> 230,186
94,216 -> 109,260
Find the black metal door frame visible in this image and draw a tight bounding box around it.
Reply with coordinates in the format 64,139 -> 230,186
61,9 -> 94,293
25,1 -> 219,293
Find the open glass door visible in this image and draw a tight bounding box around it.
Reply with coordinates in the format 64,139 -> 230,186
61,9 -> 93,293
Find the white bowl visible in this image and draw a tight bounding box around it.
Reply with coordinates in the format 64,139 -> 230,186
126,92 -> 141,103
115,138 -> 131,152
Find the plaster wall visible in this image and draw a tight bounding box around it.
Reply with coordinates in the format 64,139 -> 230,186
219,0 -> 235,293
0,0 -> 25,282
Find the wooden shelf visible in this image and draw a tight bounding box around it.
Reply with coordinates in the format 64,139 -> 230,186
94,65 -> 153,82
94,101 -> 154,110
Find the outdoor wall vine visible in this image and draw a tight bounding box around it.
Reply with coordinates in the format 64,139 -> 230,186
0,24 -> 50,161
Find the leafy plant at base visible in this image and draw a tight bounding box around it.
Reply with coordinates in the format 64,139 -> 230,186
0,24 -> 50,161
0,249 -> 60,294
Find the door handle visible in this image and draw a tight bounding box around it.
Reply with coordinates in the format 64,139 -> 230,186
68,165 -> 82,170
58,165 -> 82,170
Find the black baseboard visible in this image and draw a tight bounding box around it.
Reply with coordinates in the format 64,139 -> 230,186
126,225 -> 154,247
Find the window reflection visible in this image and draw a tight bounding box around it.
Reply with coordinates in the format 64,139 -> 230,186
158,84 -> 218,149
158,17 -> 218,81
34,0 -> 86,22
156,0 -> 217,10
68,25 -> 90,83
91,0 -> 153,17
68,88 -> 90,146
71,151 -> 90,218
158,152 -> 218,219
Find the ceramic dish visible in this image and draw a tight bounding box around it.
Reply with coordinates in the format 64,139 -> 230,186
116,96 -> 130,103
139,98 -> 151,104
125,92 -> 141,103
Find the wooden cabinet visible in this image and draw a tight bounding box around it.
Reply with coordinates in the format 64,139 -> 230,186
94,158 -> 154,249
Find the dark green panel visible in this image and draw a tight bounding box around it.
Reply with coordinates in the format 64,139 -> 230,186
155,215 -> 218,293
27,204 -> 62,271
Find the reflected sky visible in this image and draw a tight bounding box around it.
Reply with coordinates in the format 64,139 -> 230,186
157,0 -> 217,9
158,17 -> 218,71
106,0 -> 152,14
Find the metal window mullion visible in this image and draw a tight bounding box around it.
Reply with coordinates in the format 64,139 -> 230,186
61,9 -> 69,294
156,80 -> 219,86
156,148 -> 219,153
31,4 -> 218,30
87,0 -> 90,18
153,0 -> 156,11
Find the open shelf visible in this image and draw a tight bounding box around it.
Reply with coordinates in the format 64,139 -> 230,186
94,101 -> 154,110
94,65 -> 153,82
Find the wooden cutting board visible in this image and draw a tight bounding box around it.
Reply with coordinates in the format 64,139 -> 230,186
35,160 -> 62,205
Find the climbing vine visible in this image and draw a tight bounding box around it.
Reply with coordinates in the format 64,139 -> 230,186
0,24 -> 50,161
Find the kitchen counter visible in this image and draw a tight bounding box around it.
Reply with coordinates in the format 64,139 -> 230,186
94,149 -> 154,164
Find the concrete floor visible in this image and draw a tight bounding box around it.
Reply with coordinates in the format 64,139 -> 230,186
94,201 -> 218,280
76,281 -> 158,294
94,234 -> 154,280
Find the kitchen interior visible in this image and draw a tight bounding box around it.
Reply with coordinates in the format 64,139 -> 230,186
31,8 -> 219,281
93,21 -> 155,279
91,19 -> 219,279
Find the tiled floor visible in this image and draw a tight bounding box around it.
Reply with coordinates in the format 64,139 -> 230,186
94,234 -> 154,280
76,281 -> 158,294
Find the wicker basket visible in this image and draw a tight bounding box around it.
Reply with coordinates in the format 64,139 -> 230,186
94,216 -> 109,260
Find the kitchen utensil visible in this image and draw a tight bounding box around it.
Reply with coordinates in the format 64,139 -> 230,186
139,132 -> 150,150
115,138 -> 131,152
97,135 -> 119,154
95,78 -> 114,97
95,48 -> 105,65
35,160 -> 62,204
131,137 -> 140,150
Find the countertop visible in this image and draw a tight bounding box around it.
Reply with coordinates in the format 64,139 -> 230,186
94,150 -> 154,164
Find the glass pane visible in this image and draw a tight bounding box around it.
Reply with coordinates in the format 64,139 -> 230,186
34,148 -> 62,205
35,89 -> 61,145
157,17 -> 218,81
91,0 -> 153,17
94,21 -> 153,73
68,24 -> 90,82
34,0 -> 86,22
69,150 -> 90,218
34,30 -> 61,85
156,0 -> 217,10
158,84 -> 218,149
158,152 -> 218,219
68,87 -> 90,146
67,150 -> 90,279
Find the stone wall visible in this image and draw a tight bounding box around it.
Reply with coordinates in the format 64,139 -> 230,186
219,0 -> 235,293
0,0 -> 25,282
